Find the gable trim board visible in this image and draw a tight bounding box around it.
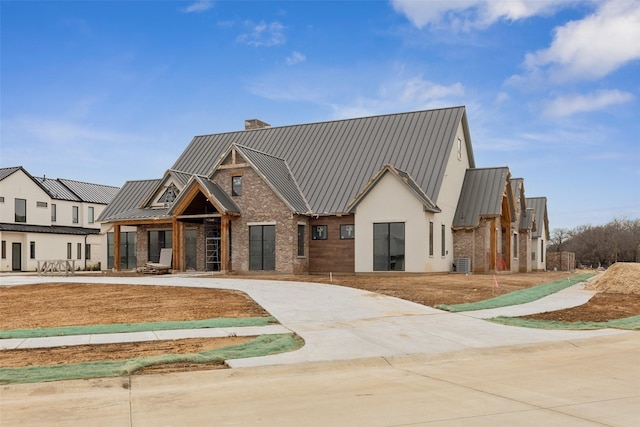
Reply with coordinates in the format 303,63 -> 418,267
98,106 -> 547,274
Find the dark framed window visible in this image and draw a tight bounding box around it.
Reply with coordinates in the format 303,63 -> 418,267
373,222 -> 405,271
1,240 -> 5,259
51,204 -> 57,222
88,207 -> 94,224
297,224 -> 305,257
232,176 -> 242,196
77,243 -> 82,260
36,201 -> 47,208
67,243 -> 72,259
160,185 -> 179,204
340,224 -> 355,240
107,231 -> 137,269
15,198 -> 26,222
72,206 -> 79,224
441,224 -> 446,256
513,233 -> 518,258
0,196 -> 4,203
148,230 -> 172,263
312,225 -> 327,240
531,251 -> 536,261
249,225 -> 275,270
541,239 -> 544,260
429,221 -> 434,256
30,241 -> 36,259
85,244 -> 92,260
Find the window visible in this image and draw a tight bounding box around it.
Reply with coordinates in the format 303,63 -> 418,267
249,225 -> 275,270
67,243 -> 72,259
36,201 -> 48,208
107,231 -> 137,269
441,224 -> 446,257
77,243 -> 82,260
160,185 -> 179,204
0,196 -> 4,203
297,224 -> 305,257
51,204 -> 57,222
1,240 -> 5,259
148,230 -> 172,263
312,225 -> 327,240
541,239 -> 545,261
72,206 -> 79,224
30,242 -> 36,259
373,222 -> 405,271
429,221 -> 434,256
15,198 -> 26,222
85,244 -> 92,260
88,207 -> 94,224
457,137 -> 462,160
232,176 -> 242,196
340,224 -> 355,240
513,233 -> 518,258
531,251 -> 536,261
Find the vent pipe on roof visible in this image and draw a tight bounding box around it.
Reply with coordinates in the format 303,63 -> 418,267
244,119 -> 271,130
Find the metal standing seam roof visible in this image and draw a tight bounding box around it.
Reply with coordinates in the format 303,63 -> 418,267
452,167 -> 511,228
98,179 -> 168,222
168,106 -> 473,215
34,177 -> 81,201
0,166 -> 21,181
526,197 -> 549,239
57,179 -> 119,205
0,222 -> 100,236
229,144 -> 311,214
519,208 -> 536,231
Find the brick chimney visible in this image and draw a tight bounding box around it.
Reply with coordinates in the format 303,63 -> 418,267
244,119 -> 271,130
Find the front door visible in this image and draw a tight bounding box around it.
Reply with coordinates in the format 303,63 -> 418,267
12,243 -> 21,271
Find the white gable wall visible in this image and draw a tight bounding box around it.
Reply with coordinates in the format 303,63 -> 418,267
0,170 -> 51,225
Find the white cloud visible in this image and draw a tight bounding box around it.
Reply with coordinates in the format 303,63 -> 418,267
390,0 -> 576,30
237,21 -> 285,47
181,1 -> 213,14
544,89 -> 634,117
286,51 -> 306,65
524,0 -> 640,82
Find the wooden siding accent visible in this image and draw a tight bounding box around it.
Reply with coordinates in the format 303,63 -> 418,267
309,215 -> 355,273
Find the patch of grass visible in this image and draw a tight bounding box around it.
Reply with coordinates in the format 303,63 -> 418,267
0,333 -> 303,385
0,316 -> 278,339
436,273 -> 595,313
488,315 -> 640,330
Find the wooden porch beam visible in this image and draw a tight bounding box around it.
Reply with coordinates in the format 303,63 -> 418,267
113,223 -> 121,271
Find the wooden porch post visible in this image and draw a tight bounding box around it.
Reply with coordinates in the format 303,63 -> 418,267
113,224 -> 121,271
172,218 -> 183,272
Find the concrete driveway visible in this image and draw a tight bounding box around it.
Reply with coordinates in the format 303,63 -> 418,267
1,274 -> 638,426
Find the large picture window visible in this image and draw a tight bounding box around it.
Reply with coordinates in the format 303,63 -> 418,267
249,225 -> 275,270
148,230 -> 172,263
373,222 -> 405,271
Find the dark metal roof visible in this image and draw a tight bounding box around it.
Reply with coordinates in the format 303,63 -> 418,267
35,177 -> 81,201
58,179 -> 119,204
526,197 -> 549,239
452,167 -> 511,228
0,222 -> 99,235
232,144 -> 310,214
0,166 -> 21,181
98,179 -> 168,222
347,164 -> 440,213
170,106 -> 473,214
168,175 -> 240,216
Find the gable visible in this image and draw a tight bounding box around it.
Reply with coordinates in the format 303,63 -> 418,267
453,167 -> 512,228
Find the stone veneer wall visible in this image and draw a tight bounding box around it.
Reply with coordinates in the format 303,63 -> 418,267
519,231 -> 532,272
453,218 -> 495,273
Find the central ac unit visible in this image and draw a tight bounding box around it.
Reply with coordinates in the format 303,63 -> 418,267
456,258 -> 471,274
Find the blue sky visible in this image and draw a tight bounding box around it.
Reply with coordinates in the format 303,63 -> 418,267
2,0 -> 639,230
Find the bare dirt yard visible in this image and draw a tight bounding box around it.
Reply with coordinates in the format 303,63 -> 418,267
2,268 -> 639,374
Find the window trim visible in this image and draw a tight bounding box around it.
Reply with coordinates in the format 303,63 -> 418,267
231,175 -> 242,196
340,224 -> 355,240
15,198 -> 27,223
312,225 -> 328,240
88,206 -> 94,224
72,206 -> 79,224
51,203 -> 57,222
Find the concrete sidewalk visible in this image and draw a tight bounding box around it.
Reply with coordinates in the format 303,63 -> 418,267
0,275 -> 629,367
2,333 -> 638,426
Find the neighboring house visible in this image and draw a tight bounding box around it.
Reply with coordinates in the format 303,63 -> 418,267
98,106 -> 548,274
511,178 -> 536,273
0,166 -> 119,272
527,197 -> 550,271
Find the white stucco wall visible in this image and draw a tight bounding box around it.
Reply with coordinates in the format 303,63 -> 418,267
353,122 -> 471,273
0,170 -> 51,225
